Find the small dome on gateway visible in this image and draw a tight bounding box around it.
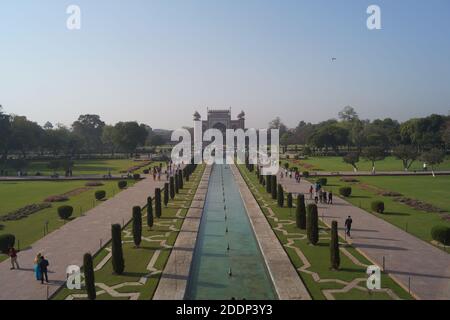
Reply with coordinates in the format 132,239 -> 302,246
193,111 -> 201,121
238,111 -> 245,119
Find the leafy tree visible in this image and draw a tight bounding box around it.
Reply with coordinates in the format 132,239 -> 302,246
338,106 -> 359,122
101,125 -> 117,156
132,206 -> 142,248
269,117 -> 288,137
306,204 -> 319,245
72,114 -> 105,154
9,116 -> 44,158
393,145 -> 419,171
111,224 -> 125,274
9,159 -> 28,172
421,148 -> 445,177
362,146 -> 386,173
112,122 -> 148,156
330,221 -> 340,270
296,195 -> 306,229
308,124 -> 349,153
343,152 -> 360,172
0,106 -> 12,163
147,197 -> 153,228
155,188 -> 162,218
83,253 -> 96,300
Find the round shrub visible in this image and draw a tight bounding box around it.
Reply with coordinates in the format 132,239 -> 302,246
431,225 -> 450,245
302,171 -> 309,178
143,169 -> 149,174
316,178 -> 328,186
133,173 -> 141,180
291,167 -> 298,173
118,181 -> 127,189
371,201 -> 385,214
58,206 -> 73,220
95,190 -> 106,201
339,187 -> 352,197
0,234 -> 15,253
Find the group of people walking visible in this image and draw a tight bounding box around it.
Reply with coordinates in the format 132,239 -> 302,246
7,247 -> 50,284
309,183 -> 333,205
280,169 -> 302,183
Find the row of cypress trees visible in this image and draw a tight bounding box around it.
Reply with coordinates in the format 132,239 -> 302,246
249,164 -> 340,271
83,162 -> 199,299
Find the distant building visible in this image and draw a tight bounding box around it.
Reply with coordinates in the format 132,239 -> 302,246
193,108 -> 246,134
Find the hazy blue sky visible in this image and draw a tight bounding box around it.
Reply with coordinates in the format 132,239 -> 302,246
1,0 -> 449,129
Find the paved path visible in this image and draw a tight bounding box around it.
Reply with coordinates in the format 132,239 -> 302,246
279,176 -> 450,300
0,174 -> 169,300
291,170 -> 450,177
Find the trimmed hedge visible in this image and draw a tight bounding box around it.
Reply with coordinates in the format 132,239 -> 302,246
118,181 -> 127,189
58,206 -> 73,220
431,225 -> 450,245
302,171 -> 309,178
330,221 -> 340,270
316,178 -> 328,186
133,173 -> 141,180
95,190 -> 106,201
287,193 -> 293,208
371,201 -> 385,214
339,187 -> 352,197
0,234 -> 15,253
164,183 -> 169,207
155,188 -> 162,218
277,184 -> 284,207
271,175 -> 277,200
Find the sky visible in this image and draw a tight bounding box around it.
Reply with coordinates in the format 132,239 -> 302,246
0,0 -> 449,130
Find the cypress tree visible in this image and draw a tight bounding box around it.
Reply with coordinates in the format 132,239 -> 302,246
287,193 -> 293,208
277,184 -> 284,207
147,197 -> 153,228
83,253 -> 96,300
132,206 -> 142,248
178,170 -> 183,189
271,175 -> 277,200
296,195 -> 306,229
111,224 -> 125,274
175,173 -> 179,194
306,204 -> 319,245
330,220 -> 340,270
266,175 -> 271,193
169,176 -> 175,199
155,188 -> 162,218
163,183 -> 169,207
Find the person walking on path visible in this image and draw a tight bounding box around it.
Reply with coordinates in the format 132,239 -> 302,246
34,253 -> 42,281
39,256 -> 49,284
309,186 -> 313,200
8,247 -> 20,270
345,216 -> 353,238
328,191 -> 333,205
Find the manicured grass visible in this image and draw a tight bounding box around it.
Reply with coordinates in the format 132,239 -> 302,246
0,180 -> 135,262
283,156 -> 450,172
52,165 -> 205,300
238,165 -> 413,300
325,176 -> 450,246
0,159 -> 151,176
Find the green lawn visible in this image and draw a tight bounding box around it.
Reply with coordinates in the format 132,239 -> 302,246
0,159 -> 151,177
0,179 -> 135,262
284,156 -> 450,172
325,176 -> 450,246
238,165 -> 413,300
52,165 -> 205,300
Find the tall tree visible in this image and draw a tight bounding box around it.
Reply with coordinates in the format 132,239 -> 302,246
83,253 -> 96,300
306,204 -> 319,245
132,206 -> 142,248
296,195 -> 306,229
362,146 -> 386,173
111,224 -> 125,275
338,106 -> 359,122
421,148 -> 445,177
72,114 -> 105,154
330,221 -> 340,270
393,145 -> 419,171
343,152 -> 360,172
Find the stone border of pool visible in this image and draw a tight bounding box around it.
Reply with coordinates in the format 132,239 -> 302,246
153,165 -> 211,300
231,165 -> 312,300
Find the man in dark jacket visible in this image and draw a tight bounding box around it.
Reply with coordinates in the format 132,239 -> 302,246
39,256 -> 49,284
345,216 -> 353,238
